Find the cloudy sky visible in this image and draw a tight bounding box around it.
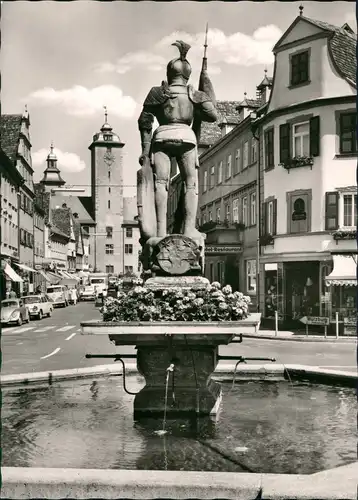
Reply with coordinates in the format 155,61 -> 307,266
2,1 -> 355,196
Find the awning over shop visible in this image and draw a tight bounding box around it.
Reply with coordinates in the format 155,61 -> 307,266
3,263 -> 23,282
14,263 -> 37,273
325,255 -> 357,287
58,270 -> 69,278
46,272 -> 62,284
38,270 -> 52,282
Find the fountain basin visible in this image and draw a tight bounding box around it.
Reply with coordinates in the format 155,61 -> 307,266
81,316 -> 261,417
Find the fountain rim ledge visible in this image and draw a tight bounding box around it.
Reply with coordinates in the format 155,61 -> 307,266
1,363 -> 356,387
1,462 -> 357,500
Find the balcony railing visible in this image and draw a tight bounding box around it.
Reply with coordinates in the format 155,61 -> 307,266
279,155 -> 314,171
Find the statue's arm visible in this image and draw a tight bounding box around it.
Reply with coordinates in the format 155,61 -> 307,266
138,107 -> 155,156
199,100 -> 218,123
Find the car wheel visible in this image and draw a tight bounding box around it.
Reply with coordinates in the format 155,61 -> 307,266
38,310 -> 43,320
47,308 -> 52,317
17,316 -> 23,326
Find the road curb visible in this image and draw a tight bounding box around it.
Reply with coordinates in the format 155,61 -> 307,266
1,363 -> 356,388
242,333 -> 357,342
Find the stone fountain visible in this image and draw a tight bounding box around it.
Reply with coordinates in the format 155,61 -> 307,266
81,39 -> 261,418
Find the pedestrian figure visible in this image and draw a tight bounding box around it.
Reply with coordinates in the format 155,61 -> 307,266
9,289 -> 17,299
70,288 -> 77,305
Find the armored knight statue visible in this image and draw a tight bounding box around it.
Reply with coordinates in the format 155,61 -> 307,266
137,37 -> 217,276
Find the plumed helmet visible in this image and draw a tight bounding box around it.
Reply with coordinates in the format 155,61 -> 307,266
166,40 -> 192,83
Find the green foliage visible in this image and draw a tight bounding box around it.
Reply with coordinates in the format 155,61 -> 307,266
101,282 -> 251,322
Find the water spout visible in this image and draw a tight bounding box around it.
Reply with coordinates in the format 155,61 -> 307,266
155,363 -> 175,436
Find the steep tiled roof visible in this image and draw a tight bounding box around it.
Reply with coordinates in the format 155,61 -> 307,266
51,208 -> 71,237
78,196 -> 95,221
52,195 -> 95,224
0,114 -> 22,163
200,100 -> 241,146
236,97 -> 261,110
302,17 -> 356,86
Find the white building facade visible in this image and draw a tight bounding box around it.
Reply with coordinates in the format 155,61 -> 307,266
255,14 -> 356,333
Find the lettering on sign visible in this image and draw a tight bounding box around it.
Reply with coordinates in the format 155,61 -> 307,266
343,317 -> 357,325
205,245 -> 242,254
307,316 -> 330,326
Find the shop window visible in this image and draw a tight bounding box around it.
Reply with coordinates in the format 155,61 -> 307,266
290,50 -> 309,86
105,244 -> 114,255
125,244 -> 133,254
203,170 -> 208,193
264,128 -> 274,170
217,161 -> 223,184
210,165 -> 215,189
126,227 -> 133,238
232,198 -> 239,222
287,191 -> 311,234
226,155 -> 232,179
246,260 -> 256,294
234,148 -> 241,175
339,113 -> 357,154
243,141 -> 249,169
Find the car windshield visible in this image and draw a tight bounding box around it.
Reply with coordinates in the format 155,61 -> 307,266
2,300 -> 18,308
47,287 -> 61,293
23,296 -> 41,304
91,279 -> 105,284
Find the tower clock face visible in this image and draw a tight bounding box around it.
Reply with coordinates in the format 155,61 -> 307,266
103,151 -> 115,166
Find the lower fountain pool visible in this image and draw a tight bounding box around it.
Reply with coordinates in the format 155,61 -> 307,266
2,376 -> 356,474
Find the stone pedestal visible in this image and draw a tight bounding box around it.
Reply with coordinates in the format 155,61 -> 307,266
145,275 -> 210,291
134,345 -> 221,417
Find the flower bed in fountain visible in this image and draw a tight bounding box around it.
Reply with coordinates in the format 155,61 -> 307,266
101,282 -> 251,322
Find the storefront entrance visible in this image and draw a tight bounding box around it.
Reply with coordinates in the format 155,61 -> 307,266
284,261 -> 320,322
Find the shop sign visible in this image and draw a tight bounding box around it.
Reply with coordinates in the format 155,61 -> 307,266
205,245 -> 242,255
56,262 -> 66,269
343,317 -> 356,325
300,316 -> 329,326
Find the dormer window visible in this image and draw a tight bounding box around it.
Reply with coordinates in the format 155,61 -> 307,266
290,50 -> 309,87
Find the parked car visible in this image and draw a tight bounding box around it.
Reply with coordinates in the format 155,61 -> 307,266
46,285 -> 69,307
1,298 -> 30,326
22,295 -> 53,320
79,285 -> 96,301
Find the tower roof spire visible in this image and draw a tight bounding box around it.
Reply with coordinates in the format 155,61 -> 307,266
40,142 -> 66,188
299,4 -> 304,16
101,105 -> 113,132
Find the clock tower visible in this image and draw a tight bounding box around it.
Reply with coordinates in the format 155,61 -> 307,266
88,108 -> 125,274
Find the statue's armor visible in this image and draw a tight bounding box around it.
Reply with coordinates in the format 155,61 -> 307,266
139,83 -> 212,130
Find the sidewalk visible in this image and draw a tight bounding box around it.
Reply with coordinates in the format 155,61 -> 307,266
242,329 -> 357,342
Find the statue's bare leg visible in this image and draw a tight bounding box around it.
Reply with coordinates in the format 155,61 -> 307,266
177,148 -> 201,239
153,150 -> 171,238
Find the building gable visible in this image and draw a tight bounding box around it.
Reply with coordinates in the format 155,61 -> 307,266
273,16 -> 330,52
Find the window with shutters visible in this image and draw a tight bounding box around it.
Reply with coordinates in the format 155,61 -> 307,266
225,202 -> 231,222
218,161 -> 223,184
264,128 -> 274,170
210,165 -> 215,189
234,148 -> 241,175
339,113 -> 357,154
342,194 -> 357,227
250,192 -> 256,226
243,141 -> 249,169
216,207 -> 221,222
226,155 -> 232,179
242,197 -> 248,226
125,244 -> 133,254
232,198 -> 239,222
325,192 -> 339,230
290,50 -> 309,86
203,170 -> 208,192
293,122 -> 310,157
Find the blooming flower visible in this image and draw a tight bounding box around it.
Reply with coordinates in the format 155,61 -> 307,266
211,281 -> 221,289
222,285 -> 232,295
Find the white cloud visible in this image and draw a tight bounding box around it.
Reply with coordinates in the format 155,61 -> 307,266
32,148 -> 86,173
344,11 -> 356,31
96,26 -> 281,75
25,85 -> 137,118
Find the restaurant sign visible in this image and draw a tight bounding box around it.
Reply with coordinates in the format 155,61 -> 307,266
300,316 -> 330,326
205,245 -> 242,255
